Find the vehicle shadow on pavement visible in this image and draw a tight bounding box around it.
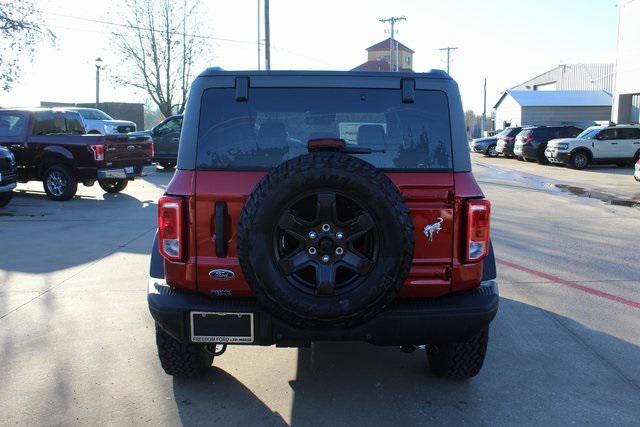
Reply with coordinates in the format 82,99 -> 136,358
171,368 -> 288,426
169,298 -> 640,426
0,189 -> 157,275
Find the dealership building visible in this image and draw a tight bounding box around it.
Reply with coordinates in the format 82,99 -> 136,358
611,0 -> 640,124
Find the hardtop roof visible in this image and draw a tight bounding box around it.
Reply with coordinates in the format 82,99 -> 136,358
198,69 -> 450,80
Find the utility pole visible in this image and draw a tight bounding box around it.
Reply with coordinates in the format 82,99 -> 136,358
482,77 -> 487,135
439,46 -> 458,74
379,16 -> 406,72
264,0 -> 271,71
95,57 -> 103,109
257,0 -> 261,70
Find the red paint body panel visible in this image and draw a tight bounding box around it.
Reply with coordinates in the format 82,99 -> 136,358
162,169 -> 488,298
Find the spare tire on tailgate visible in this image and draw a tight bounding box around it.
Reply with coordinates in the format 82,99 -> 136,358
237,152 -> 414,329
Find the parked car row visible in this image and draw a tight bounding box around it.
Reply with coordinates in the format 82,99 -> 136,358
132,114 -> 182,169
0,108 -> 154,205
470,124 -> 640,173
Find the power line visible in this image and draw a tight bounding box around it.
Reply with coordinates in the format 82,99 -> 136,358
40,9 -> 257,45
379,16 -> 406,72
2,2 -> 333,68
439,46 -> 458,74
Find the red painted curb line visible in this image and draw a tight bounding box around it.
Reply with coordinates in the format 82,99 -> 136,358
497,258 -> 640,310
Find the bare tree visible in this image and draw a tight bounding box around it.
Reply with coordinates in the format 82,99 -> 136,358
112,0 -> 207,117
0,0 -> 54,91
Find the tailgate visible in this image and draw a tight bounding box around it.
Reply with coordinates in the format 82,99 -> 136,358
104,135 -> 152,166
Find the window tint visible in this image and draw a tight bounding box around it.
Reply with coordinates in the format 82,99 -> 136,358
197,88 -> 453,170
0,113 -> 26,137
506,127 -> 521,137
618,128 -> 640,139
157,117 -> 182,135
32,112 -> 85,135
598,129 -> 617,140
532,127 -> 553,138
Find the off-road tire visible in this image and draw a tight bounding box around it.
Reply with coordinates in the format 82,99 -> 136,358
426,328 -> 489,379
568,150 -> 590,170
98,179 -> 128,193
43,164 -> 78,201
155,324 -> 213,378
237,152 -> 414,329
0,191 -> 12,207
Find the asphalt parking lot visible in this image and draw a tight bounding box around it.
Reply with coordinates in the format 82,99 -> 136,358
1,160 -> 639,425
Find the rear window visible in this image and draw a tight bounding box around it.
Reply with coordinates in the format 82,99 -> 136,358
0,112 -> 26,137
196,88 -> 453,170
32,112 -> 85,136
506,127 -> 521,137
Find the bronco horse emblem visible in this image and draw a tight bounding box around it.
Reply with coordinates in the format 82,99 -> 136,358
423,217 -> 444,242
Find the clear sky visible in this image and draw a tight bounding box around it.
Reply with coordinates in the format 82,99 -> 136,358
0,0 -> 619,118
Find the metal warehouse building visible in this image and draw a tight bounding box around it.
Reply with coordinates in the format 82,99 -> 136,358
510,64 -> 615,93
612,0 -> 640,124
493,90 -> 612,129
493,63 -> 616,129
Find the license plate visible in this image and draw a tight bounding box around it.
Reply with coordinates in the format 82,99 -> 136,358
190,312 -> 254,343
125,166 -> 134,174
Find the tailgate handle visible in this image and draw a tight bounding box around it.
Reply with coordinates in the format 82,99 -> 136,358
214,202 -> 228,257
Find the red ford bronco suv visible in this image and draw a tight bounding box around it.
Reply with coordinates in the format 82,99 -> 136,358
148,70 -> 498,380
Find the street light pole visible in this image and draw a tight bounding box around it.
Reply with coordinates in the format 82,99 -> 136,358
264,0 -> 270,71
95,57 -> 103,109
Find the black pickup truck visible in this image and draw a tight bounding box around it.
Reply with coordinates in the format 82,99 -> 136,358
0,108 -> 154,201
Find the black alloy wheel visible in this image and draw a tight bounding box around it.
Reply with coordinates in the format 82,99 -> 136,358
274,191 -> 378,297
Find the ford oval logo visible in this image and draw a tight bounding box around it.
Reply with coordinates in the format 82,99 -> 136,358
209,269 -> 235,281
127,145 -> 135,152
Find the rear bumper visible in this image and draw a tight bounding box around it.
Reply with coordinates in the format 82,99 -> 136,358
517,145 -> 538,159
496,141 -> 514,155
97,164 -> 155,179
148,279 -> 499,346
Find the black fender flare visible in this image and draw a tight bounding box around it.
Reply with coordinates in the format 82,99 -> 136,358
482,240 -> 496,281
149,231 -> 165,279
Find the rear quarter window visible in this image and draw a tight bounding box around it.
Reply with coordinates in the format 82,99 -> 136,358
32,112 -> 85,136
196,87 -> 453,171
0,113 -> 26,137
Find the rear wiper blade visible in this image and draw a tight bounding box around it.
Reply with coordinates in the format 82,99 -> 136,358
307,138 -> 385,154
340,146 -> 386,154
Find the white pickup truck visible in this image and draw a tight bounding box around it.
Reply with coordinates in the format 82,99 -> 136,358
66,108 -> 137,135
545,125 -> 640,169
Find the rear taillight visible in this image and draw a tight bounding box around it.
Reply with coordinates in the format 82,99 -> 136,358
465,199 -> 491,263
90,144 -> 105,162
524,135 -> 533,143
150,142 -> 155,159
158,196 -> 184,261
